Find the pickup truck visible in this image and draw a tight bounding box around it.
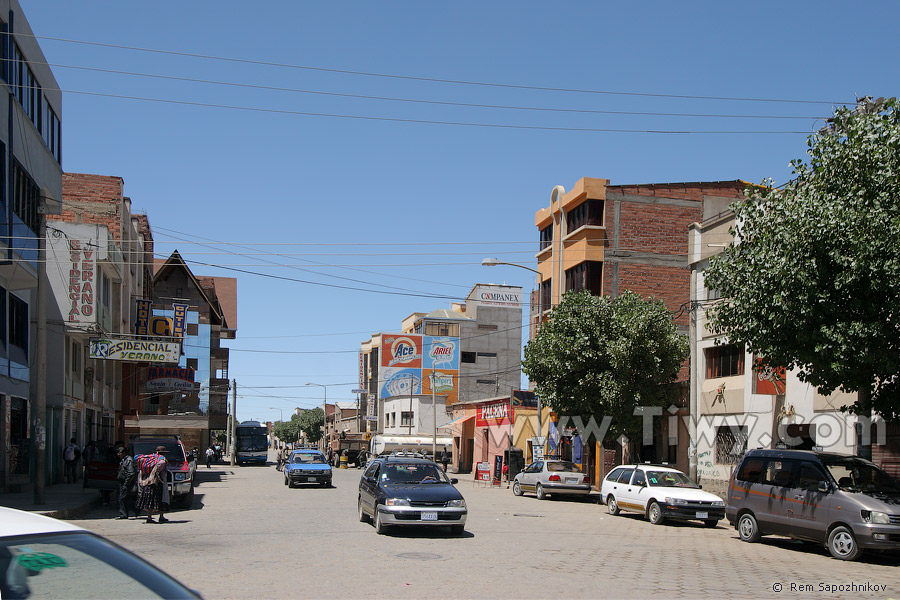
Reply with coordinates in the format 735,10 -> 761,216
130,436 -> 198,509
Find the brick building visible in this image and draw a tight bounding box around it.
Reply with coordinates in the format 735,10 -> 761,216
533,177 -> 747,482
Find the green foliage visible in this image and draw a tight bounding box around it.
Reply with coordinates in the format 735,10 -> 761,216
522,290 -> 689,440
271,408 -> 324,444
704,97 -> 900,418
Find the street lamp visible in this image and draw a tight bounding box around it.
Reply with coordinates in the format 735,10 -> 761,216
482,257 -> 545,459
269,407 -> 284,422
306,383 -> 328,452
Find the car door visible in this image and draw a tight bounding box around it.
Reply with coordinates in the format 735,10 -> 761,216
757,458 -> 799,536
606,468 -> 635,512
520,461 -> 542,493
359,461 -> 381,514
791,460 -> 832,542
619,468 -> 650,514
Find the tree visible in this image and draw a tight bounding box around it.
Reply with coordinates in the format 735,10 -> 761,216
522,289 -> 689,441
272,416 -> 301,444
298,408 -> 324,444
704,97 -> 900,418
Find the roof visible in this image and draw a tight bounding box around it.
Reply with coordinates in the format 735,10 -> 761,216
423,308 -> 473,321
0,507 -> 84,537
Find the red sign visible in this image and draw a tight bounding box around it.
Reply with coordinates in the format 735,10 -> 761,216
476,399 -> 512,428
754,359 -> 786,395
475,462 -> 492,482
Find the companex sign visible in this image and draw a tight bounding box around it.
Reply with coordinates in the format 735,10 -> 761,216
474,285 -> 522,309
476,399 -> 512,427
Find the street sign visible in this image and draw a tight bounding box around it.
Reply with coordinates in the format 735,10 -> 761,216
364,416 -> 378,422
352,389 -> 366,394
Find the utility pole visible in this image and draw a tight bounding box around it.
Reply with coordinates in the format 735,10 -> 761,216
230,378 -> 237,466
431,371 -> 436,459
33,204 -> 47,504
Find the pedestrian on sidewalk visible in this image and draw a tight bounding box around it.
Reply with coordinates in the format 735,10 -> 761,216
205,446 -> 215,469
63,438 -> 79,483
115,446 -> 136,519
136,446 -> 169,524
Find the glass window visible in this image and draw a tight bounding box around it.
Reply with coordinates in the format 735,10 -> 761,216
547,461 -> 579,472
797,461 -> 828,491
631,469 -> 646,486
762,460 -> 796,487
617,468 -> 634,483
400,411 -> 413,427
566,199 -> 605,231
605,468 -> 623,482
705,344 -> 745,378
565,261 -> 603,295
539,225 -> 552,251
646,470 -> 699,488
735,458 -> 764,483
9,294 -> 27,351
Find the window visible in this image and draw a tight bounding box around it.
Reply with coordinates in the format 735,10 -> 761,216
476,379 -> 496,385
186,358 -> 198,370
762,459 -> 797,487
715,425 -> 747,465
0,285 -> 6,346
605,467 -> 624,482
12,161 -> 40,234
70,339 -> 81,374
186,323 -> 198,336
422,321 -> 459,336
461,352 -> 476,364
400,411 -> 414,427
797,461 -> 828,491
539,279 -> 551,311
735,458 -> 764,483
477,352 -> 497,358
9,294 -> 27,351
477,324 -> 498,331
565,261 -> 603,295
566,199 -> 604,232
631,469 -> 646,486
42,103 -> 61,163
539,225 -> 552,251
617,468 -> 635,483
705,344 -> 744,379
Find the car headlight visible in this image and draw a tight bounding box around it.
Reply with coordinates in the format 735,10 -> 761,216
665,497 -> 688,505
446,499 -> 466,508
862,510 -> 891,524
386,498 -> 410,507
711,501 -> 725,507
174,473 -> 186,481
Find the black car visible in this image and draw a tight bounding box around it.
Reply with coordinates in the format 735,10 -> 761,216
357,454 -> 467,535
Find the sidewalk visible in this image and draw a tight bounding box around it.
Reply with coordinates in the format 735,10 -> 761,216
0,481 -> 103,520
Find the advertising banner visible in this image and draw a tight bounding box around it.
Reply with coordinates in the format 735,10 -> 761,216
381,334 -> 423,369
90,338 -> 181,363
423,336 -> 459,370
380,367 -> 421,398
476,398 -> 512,428
146,366 -> 195,391
473,284 -> 522,309
423,370 -> 458,405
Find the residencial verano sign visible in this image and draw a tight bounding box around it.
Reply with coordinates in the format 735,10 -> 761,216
89,338 -> 181,363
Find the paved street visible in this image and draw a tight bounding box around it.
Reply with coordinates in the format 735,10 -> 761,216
70,452 -> 900,600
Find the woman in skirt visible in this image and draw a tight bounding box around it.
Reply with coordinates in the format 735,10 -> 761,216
136,445 -> 169,523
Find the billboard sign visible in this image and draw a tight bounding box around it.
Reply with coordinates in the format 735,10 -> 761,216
476,398 -> 512,427
379,334 -> 461,401
473,285 -> 522,309
89,338 -> 181,363
146,366 -> 196,391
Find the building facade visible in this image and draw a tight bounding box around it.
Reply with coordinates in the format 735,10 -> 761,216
0,0 -> 63,491
533,177 -> 748,484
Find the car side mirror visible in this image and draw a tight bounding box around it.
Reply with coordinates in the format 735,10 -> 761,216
817,481 -> 830,493
450,478 -> 458,485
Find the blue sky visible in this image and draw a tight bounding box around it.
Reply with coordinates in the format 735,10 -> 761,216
22,1 -> 897,422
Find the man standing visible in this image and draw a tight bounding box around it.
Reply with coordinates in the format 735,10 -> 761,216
205,446 -> 215,469
136,446 -> 169,524
115,446 -> 136,519
63,438 -> 79,483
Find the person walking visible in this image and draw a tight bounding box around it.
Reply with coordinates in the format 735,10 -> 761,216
115,446 -> 137,519
440,449 -> 450,473
205,446 -> 215,469
82,440 -> 97,481
136,446 -> 169,524
63,438 -> 79,483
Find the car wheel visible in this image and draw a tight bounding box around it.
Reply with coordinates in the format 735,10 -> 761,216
606,495 -> 620,515
513,481 -> 523,496
737,512 -> 761,542
374,510 -> 388,535
283,475 -> 288,486
536,483 -> 547,500
450,524 -> 465,535
176,486 -> 194,509
827,526 -> 861,561
647,501 -> 664,525
704,520 -> 718,528
358,498 -> 369,523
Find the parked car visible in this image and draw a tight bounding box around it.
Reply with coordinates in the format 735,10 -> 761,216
283,448 -> 333,488
512,459 -> 592,500
358,454 -> 467,535
601,464 -> 725,527
82,441 -> 119,493
726,448 -> 900,561
0,506 -> 200,598
129,435 -> 197,509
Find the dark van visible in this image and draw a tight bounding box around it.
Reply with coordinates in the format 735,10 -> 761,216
726,449 -> 900,560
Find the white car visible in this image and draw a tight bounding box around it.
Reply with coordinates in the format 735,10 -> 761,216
600,464 -> 726,527
0,507 -> 200,598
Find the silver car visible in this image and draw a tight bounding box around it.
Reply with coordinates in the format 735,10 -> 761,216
512,460 -> 592,500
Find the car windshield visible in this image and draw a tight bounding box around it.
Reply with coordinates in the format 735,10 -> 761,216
0,532 -> 198,599
823,457 -> 900,494
132,442 -> 185,462
381,463 -> 449,484
646,470 -> 699,488
292,453 -> 326,464
546,461 -> 580,472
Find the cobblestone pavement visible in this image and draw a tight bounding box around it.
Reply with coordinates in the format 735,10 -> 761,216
69,454 -> 900,600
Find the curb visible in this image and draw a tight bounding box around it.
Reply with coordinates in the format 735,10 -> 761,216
40,496 -> 101,520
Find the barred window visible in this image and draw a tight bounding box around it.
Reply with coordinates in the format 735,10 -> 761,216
715,426 -> 748,465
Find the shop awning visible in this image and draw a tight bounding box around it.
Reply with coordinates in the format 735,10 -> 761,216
438,414 -> 475,428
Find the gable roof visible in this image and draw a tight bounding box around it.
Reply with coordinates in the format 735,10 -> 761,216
152,250 -> 223,323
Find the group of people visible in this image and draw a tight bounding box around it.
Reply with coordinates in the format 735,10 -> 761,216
115,444 -> 171,524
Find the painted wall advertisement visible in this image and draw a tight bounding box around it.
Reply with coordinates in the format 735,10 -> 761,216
379,334 -> 460,403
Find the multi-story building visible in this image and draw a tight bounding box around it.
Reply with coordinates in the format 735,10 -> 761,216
533,177 -> 748,481
688,211 -> 874,498
121,251 -> 236,452
359,283 -> 523,468
0,0 -> 63,491
43,173 -> 154,483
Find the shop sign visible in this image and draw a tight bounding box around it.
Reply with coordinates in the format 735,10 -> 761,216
89,338 -> 181,363
476,399 -> 511,427
146,366 -> 195,391
475,462 -> 492,482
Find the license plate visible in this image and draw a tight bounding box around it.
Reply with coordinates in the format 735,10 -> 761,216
421,512 -> 438,521
566,477 -> 578,484
696,511 -> 708,519
305,477 -> 317,482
